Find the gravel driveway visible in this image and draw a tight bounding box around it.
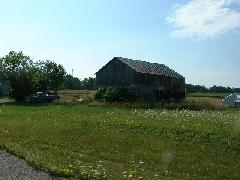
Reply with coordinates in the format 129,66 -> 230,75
0,150 -> 54,180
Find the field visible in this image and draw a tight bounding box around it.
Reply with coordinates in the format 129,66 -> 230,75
0,104 -> 240,179
57,90 -> 225,110
58,90 -> 96,104
188,93 -> 230,99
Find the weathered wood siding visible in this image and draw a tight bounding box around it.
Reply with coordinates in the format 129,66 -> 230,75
96,58 -> 136,87
135,73 -> 184,92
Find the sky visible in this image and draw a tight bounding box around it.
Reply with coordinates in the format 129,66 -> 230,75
0,0 -> 240,87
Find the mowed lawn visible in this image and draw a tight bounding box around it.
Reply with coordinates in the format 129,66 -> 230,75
0,105 -> 240,179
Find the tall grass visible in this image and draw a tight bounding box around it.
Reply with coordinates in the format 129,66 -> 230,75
85,97 -> 224,111
186,97 -> 223,110
56,90 -> 225,110
0,105 -> 239,179
188,93 -> 230,99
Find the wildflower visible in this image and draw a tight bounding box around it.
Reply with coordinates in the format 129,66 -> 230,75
139,160 -> 144,164
62,167 -> 74,176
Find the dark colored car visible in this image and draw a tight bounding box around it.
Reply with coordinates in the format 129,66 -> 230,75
25,92 -> 60,103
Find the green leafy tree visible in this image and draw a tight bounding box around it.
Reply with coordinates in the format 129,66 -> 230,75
64,75 -> 82,90
38,60 -> 66,91
1,51 -> 66,101
0,58 -> 3,80
0,82 -> 3,97
82,77 -> 96,90
0,58 -> 10,97
0,59 -> 4,97
1,51 -> 39,101
186,83 -> 239,94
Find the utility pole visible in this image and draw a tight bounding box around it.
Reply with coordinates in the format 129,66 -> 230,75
71,68 -> 74,89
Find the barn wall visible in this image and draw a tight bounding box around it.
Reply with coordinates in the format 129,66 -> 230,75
134,75 -> 185,101
135,73 -> 184,90
96,58 -> 136,87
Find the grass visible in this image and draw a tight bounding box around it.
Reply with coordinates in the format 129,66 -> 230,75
56,90 -> 225,110
186,97 -> 224,110
58,90 -> 95,104
188,93 -> 230,99
0,97 -> 15,103
0,105 -> 240,179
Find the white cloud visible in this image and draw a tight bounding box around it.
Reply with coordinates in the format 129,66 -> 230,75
167,0 -> 240,40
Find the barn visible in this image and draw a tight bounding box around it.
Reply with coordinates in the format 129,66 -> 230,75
95,57 -> 185,102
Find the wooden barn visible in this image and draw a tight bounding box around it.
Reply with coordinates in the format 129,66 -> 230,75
95,57 -> 185,102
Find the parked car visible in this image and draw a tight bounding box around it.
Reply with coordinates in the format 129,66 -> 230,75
25,92 -> 60,103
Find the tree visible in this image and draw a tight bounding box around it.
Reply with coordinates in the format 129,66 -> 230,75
64,75 -> 82,90
0,59 -> 4,97
1,51 -> 39,101
0,58 -> 4,80
186,84 -> 207,93
38,60 -> 66,91
0,82 -> 2,97
82,77 -> 96,90
1,51 -> 67,101
186,83 -> 239,94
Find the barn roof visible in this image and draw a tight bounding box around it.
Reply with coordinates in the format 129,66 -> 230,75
116,57 -> 184,78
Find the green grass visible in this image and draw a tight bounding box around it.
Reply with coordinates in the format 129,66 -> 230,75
0,105 -> 240,179
188,93 -> 230,99
58,90 -> 96,104
0,97 -> 15,103
186,97 -> 224,110
57,90 -> 225,110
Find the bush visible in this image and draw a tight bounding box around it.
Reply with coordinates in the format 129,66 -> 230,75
94,88 -> 107,100
104,88 -> 120,102
94,87 -> 136,102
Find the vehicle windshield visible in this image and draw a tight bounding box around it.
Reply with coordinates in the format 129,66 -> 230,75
36,92 -> 44,96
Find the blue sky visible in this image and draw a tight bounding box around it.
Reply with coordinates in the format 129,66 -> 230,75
0,0 -> 240,87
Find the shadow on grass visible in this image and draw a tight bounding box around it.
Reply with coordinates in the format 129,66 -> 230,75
1,101 -> 53,107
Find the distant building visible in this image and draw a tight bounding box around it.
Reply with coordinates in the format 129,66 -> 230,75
222,93 -> 240,107
95,57 -> 185,102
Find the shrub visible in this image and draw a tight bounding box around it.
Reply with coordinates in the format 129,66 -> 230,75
94,88 -> 107,100
104,87 -> 120,102
95,87 -> 136,102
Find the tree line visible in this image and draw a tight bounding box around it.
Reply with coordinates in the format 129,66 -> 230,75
186,84 -> 240,94
0,51 -> 96,101
63,75 -> 96,90
1,51 -> 239,101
